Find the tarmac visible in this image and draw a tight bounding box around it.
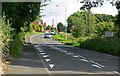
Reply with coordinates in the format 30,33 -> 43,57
4,36 -> 50,76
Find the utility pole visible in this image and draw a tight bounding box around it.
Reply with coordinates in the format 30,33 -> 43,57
88,8 -> 90,38
80,1 -> 104,38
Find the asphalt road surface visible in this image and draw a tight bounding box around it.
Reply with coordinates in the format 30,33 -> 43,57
30,34 -> 120,76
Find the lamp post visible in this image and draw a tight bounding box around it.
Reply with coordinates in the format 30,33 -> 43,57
56,5 -> 68,40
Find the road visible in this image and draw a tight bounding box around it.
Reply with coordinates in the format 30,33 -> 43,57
30,34 -> 120,76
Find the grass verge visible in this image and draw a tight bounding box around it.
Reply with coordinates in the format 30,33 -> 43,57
53,33 -> 119,57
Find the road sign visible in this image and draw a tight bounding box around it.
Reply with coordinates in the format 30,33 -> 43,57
105,31 -> 114,37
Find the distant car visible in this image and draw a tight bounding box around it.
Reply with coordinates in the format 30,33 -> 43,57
44,33 -> 51,38
50,30 -> 55,35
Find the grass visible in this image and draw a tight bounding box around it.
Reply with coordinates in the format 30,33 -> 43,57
52,33 -> 80,47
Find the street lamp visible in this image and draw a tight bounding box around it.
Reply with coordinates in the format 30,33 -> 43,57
56,4 -> 68,40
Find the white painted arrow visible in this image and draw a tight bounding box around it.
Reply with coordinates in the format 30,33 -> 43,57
45,59 -> 51,62
43,55 -> 49,58
49,64 -> 54,69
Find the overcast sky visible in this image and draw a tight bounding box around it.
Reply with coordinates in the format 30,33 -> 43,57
41,0 -> 118,27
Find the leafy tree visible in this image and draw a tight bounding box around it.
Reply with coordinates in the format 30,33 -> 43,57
95,22 -> 114,37
70,17 -> 87,38
57,22 -> 66,32
45,25 -> 52,31
114,1 -> 120,38
67,11 -> 88,33
94,14 -> 114,23
2,2 -> 41,33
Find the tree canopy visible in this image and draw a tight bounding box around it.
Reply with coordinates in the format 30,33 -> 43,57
67,11 -> 115,38
2,2 -> 41,33
57,22 -> 66,32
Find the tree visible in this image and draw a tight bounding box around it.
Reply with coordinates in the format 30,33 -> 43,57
114,1 -> 120,38
94,14 -> 114,23
95,22 -> 114,37
57,22 -> 66,32
2,2 -> 41,33
67,11 -> 92,37
45,25 -> 52,31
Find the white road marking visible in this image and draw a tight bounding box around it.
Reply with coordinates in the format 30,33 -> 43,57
92,64 -> 103,69
113,71 -> 120,74
49,64 -> 54,69
41,53 -> 46,55
43,55 -> 49,58
71,53 -> 74,55
90,60 -> 104,68
73,55 -> 79,58
79,59 -> 89,62
78,55 -> 85,58
63,51 -> 67,53
34,45 -> 40,48
45,59 -> 51,62
66,52 -> 71,55
37,48 -> 41,50
38,50 -> 44,53
42,39 -> 49,44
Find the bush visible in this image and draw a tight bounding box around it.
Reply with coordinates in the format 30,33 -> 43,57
95,22 -> 114,37
9,32 -> 24,57
80,38 -> 120,56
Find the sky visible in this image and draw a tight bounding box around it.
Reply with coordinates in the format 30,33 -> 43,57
41,0 -> 118,27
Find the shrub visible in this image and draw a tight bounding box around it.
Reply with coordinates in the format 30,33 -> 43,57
80,38 -> 119,56
95,22 -> 114,37
9,32 -> 24,57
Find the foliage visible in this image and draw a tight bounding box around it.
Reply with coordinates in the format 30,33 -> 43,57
94,14 -> 114,23
2,2 -> 41,33
45,25 -> 52,30
1,18 -> 12,59
32,23 -> 43,32
95,22 -> 114,37
52,33 -> 82,47
67,11 -> 88,37
57,22 -> 66,32
9,32 -> 25,57
114,12 -> 120,38
80,38 -> 120,56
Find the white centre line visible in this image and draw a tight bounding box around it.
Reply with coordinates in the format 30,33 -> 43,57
79,59 -> 89,62
90,60 -> 104,68
92,64 -> 103,69
42,38 -> 49,44
78,55 -> 86,59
